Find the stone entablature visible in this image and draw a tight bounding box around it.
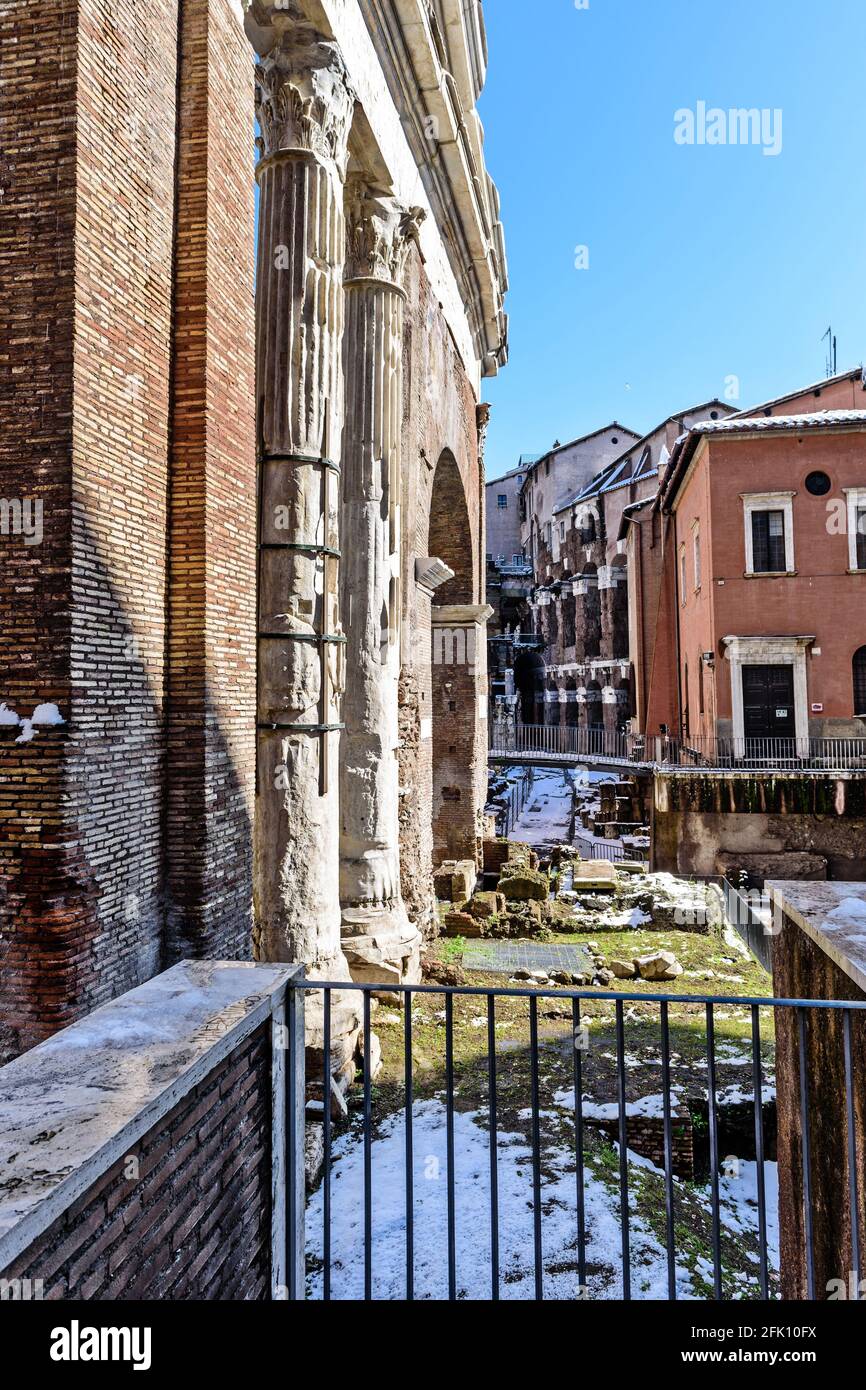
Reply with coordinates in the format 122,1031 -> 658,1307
312,0 -> 507,387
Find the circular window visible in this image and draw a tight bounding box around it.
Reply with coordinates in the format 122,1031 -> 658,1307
611,436 -> 619,444
805,471 -> 832,496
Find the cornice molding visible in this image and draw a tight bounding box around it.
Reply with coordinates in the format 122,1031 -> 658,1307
361,0 -> 508,377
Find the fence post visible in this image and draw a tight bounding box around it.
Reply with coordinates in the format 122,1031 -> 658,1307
286,969 -> 307,1300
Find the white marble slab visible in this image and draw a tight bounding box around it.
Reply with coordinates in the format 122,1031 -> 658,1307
767,881 -> 866,996
0,960 -> 298,1270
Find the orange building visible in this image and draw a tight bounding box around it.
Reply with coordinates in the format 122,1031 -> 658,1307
626,369 -> 866,753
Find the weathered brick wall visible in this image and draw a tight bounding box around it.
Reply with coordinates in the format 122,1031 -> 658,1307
587,1113 -> 695,1181
398,244 -> 485,902
67,0 -> 180,1015
430,614 -> 488,863
3,1021 -> 272,1300
772,914 -> 866,1300
165,0 -> 256,963
0,0 -> 256,1059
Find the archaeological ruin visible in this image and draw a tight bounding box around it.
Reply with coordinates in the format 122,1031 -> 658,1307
0,0 -> 507,1062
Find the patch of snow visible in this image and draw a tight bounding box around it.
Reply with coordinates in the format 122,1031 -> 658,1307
554,1088 -> 686,1121
828,898 -> 866,922
31,702 -> 64,726
305,1099 -> 698,1300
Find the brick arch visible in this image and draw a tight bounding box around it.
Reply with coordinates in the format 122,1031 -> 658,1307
427,448 -> 474,604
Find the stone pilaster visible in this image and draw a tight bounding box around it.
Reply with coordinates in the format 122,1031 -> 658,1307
339,182 -> 424,987
247,2 -> 354,979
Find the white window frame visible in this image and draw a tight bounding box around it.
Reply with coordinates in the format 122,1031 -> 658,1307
679,544 -> 687,605
742,491 -> 795,575
844,488 -> 866,571
692,522 -> 701,592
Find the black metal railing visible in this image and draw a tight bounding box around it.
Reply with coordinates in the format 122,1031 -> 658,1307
488,770 -> 533,838
490,722 -> 866,774
721,875 -> 775,973
288,978 -> 865,1302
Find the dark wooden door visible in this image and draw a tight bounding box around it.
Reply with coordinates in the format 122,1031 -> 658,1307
742,664 -> 796,740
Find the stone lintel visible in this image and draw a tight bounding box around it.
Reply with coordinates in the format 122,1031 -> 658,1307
432,603 -> 494,626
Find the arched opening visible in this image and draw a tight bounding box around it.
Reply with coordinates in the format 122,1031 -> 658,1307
427,449 -> 474,604
586,679 -> 603,729
581,563 -> 601,659
854,646 -> 866,717
426,449 -> 479,865
610,553 -> 629,656
514,648 -> 545,724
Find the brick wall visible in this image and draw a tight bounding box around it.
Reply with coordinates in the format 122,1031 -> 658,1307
165,0 -> 256,963
771,902 -> 866,1300
4,1022 -> 272,1299
398,245 -> 486,901
0,0 -> 79,1061
0,0 -> 256,1060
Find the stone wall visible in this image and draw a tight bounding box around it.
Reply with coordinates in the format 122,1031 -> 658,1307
3,1025 -> 272,1300
652,771 -> 866,881
0,962 -> 295,1300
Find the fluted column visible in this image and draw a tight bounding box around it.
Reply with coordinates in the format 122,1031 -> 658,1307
247,3 -> 354,975
339,182 -> 424,987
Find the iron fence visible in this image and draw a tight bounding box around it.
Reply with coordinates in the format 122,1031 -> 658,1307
288,977 -> 865,1302
489,722 -> 866,774
721,875 -> 775,973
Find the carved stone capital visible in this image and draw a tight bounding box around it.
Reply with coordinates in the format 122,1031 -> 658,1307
344,178 -> 426,287
246,1 -> 355,174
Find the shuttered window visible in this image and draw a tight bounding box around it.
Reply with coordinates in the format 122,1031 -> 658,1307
856,507 -> 866,570
854,647 -> 866,717
751,509 -> 786,572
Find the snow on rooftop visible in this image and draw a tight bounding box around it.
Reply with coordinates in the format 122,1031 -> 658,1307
686,409 -> 866,437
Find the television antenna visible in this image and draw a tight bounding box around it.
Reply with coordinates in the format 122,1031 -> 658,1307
822,325 -> 837,379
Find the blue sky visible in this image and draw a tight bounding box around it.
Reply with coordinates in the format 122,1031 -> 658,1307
478,0 -> 866,480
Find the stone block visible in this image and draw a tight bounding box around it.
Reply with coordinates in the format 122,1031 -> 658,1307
433,859 -> 478,903
636,950 -> 683,981
716,851 -> 827,884
610,959 -> 638,979
498,867 -> 549,901
573,860 -> 618,892
468,890 -> 506,920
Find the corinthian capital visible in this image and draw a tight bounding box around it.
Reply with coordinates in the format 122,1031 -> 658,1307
344,178 -> 426,286
245,1 -> 355,174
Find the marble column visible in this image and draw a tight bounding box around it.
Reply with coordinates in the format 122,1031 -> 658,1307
247,3 -> 354,982
339,182 -> 423,987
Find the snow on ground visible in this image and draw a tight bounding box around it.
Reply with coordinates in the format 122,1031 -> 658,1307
509,769 -> 573,847
306,1099 -> 777,1300
552,1087 -> 686,1120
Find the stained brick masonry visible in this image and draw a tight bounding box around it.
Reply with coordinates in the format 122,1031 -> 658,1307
0,0 -> 257,1061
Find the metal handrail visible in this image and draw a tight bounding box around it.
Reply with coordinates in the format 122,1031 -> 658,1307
293,975 -> 864,1303
489,721 -> 866,773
